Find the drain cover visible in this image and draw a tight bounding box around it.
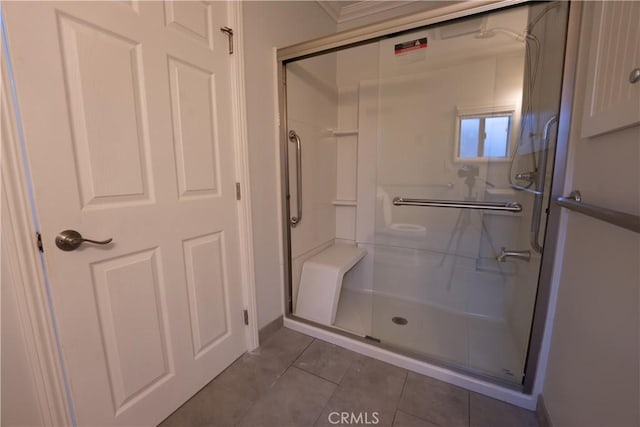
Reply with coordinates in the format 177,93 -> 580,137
392,316 -> 408,325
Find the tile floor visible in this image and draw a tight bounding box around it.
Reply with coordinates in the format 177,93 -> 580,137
160,327 -> 539,427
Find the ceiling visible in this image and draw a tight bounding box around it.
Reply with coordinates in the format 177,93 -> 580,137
316,1 -> 434,24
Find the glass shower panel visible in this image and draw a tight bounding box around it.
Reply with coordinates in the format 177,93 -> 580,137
284,1 -> 570,387
369,4 -> 568,383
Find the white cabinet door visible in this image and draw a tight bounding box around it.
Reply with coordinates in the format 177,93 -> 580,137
3,2 -> 246,425
581,1 -> 640,138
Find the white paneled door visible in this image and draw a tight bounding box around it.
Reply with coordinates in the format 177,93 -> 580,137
3,1 -> 246,425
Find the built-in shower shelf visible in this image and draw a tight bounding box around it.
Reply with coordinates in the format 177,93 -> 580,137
332,200 -> 357,206
331,129 -> 359,137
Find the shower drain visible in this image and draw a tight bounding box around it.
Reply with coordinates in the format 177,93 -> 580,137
392,316 -> 408,325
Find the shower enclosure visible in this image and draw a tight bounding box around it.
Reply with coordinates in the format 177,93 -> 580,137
279,2 -> 572,390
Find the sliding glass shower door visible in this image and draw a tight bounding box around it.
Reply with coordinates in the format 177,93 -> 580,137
283,2 -> 571,386
368,3 -> 569,382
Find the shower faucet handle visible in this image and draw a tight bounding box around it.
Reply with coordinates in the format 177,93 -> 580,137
497,247 -> 531,263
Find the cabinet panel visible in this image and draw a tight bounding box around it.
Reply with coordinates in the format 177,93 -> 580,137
581,2 -> 640,138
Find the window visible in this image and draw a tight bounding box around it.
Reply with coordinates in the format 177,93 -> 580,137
455,108 -> 514,161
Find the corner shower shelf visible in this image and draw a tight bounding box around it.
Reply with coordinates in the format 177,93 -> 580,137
331,129 -> 359,137
332,200 -> 357,206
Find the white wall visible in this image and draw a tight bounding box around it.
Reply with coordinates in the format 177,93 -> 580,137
242,1 -> 336,329
541,3 -> 640,426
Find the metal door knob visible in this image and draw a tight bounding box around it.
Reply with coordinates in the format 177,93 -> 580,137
55,230 -> 113,251
630,68 -> 640,84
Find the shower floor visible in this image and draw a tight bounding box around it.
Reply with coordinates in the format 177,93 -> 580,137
333,288 -> 523,383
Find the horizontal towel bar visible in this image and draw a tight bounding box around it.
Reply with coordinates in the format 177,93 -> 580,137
393,197 -> 522,212
554,191 -> 640,234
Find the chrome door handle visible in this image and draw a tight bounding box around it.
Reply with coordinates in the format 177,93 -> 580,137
55,230 -> 113,251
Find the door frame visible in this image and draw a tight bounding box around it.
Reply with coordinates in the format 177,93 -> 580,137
0,2 -> 258,424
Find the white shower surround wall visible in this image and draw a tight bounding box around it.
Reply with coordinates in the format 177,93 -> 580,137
343,46 -> 528,322
288,11 -> 536,328
287,52 -> 339,307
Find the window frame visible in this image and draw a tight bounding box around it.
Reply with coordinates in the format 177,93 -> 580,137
453,105 -> 516,163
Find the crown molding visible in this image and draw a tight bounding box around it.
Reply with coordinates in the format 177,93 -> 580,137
317,1 -> 420,24
339,1 -> 417,23
316,1 -> 342,23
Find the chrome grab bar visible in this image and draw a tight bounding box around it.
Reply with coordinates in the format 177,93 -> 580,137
289,130 -> 302,227
393,197 -> 522,212
555,190 -> 640,234
531,115 -> 558,253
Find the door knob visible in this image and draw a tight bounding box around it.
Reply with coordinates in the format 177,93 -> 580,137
55,230 -> 113,251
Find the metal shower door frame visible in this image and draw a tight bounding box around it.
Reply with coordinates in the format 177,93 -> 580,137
276,0 -> 582,394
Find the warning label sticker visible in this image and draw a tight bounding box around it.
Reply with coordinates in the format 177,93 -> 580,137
394,37 -> 428,55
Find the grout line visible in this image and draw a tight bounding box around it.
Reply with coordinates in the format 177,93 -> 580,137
234,335 -> 316,426
391,409 -> 399,426
291,338 -> 359,385
388,372 -> 409,427
312,375 -> 340,427
295,365 -> 342,386
468,389 -> 472,427
291,336 -> 316,367
309,342 -> 364,426
395,370 -> 409,412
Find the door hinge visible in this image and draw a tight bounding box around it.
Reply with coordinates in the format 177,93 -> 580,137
236,182 -> 241,200
220,26 -> 234,54
36,232 -> 44,253
243,309 -> 249,325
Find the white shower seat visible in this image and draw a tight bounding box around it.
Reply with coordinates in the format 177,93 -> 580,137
295,244 -> 367,325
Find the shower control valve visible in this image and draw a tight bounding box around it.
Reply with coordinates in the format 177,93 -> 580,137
515,171 -> 537,183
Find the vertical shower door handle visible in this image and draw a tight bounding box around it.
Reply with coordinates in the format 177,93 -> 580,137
530,115 -> 557,253
289,130 -> 302,227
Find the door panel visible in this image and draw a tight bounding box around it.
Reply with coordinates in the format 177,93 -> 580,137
168,56 -> 222,198
183,232 -> 231,357
3,1 -> 245,425
58,14 -> 153,208
91,248 -> 172,412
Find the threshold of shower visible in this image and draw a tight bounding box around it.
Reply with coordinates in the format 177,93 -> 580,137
283,316 -> 539,411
